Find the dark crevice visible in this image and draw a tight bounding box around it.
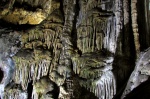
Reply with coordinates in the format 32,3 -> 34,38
0,68 -> 4,83
71,0 -> 82,55
72,76 -> 98,99
27,80 -> 33,99
0,0 -> 13,9
13,2 -> 42,12
138,0 -> 150,51
113,0 -> 136,98
0,20 -> 37,31
59,0 -> 65,22
124,77 -> 150,99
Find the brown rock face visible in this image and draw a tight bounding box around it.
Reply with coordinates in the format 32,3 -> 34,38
0,0 -> 53,24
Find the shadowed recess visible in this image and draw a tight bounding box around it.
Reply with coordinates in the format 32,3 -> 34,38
0,68 -> 3,83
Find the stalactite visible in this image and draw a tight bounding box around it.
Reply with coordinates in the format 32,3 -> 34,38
11,7 -> 64,96
113,0 -> 123,54
12,48 -> 55,92
0,0 -> 146,98
93,71 -> 116,99
76,70 -> 116,99
72,51 -> 115,99
131,0 -> 140,56
86,0 -> 98,11
23,28 -> 62,50
103,16 -> 117,53
76,0 -> 117,54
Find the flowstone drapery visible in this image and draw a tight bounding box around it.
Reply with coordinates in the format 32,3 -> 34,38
0,0 -> 150,99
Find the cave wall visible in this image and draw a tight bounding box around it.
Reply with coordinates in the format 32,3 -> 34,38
0,0 -> 149,99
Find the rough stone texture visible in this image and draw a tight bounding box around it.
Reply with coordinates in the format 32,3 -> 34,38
0,0 -> 149,99
72,51 -> 116,99
121,48 -> 150,98
0,0 -> 53,24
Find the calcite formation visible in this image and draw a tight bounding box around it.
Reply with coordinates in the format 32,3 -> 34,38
72,51 -> 116,99
0,0 -> 150,99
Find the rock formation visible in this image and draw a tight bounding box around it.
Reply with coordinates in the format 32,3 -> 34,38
0,0 -> 149,99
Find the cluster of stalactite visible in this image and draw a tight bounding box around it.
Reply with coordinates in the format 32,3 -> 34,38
72,51 -> 116,99
0,0 -> 67,99
0,0 -> 150,99
0,0 -> 124,99
72,0 -> 123,99
13,49 -> 52,90
76,0 -> 117,54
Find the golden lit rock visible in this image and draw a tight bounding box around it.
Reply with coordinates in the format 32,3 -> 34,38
2,8 -> 46,25
0,0 -> 53,25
